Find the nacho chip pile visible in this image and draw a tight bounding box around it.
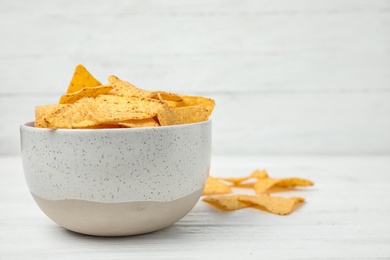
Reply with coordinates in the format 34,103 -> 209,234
35,64 -> 215,129
202,170 -> 314,215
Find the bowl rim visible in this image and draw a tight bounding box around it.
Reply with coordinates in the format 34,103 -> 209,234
21,119 -> 211,132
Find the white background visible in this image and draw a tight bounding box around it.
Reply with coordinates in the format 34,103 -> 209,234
1,0 -> 389,156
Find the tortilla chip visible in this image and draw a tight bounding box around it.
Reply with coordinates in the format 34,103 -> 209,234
220,169 -> 268,186
118,118 -> 159,128
36,95 -> 165,129
175,95 -> 215,118
276,178 -> 314,187
35,104 -> 67,128
254,177 -> 314,194
35,66 -> 215,129
150,91 -> 183,102
76,123 -> 123,129
202,195 -> 251,210
66,64 -> 101,94
59,85 -> 113,104
157,104 -> 209,126
202,176 -> 232,195
92,95 -> 164,123
108,75 -> 152,98
238,194 -> 305,215
36,98 -> 97,129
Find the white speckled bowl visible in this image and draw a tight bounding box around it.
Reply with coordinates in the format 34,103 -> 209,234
20,120 -> 211,236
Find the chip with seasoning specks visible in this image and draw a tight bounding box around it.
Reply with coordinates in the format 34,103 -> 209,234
202,195 -> 250,210
202,169 -> 314,215
34,64 -> 215,129
202,176 -> 232,195
238,194 -> 305,215
66,64 -> 102,94
59,85 -> 113,104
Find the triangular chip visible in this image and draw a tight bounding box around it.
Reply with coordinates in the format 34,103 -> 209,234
92,95 -> 164,123
108,75 -> 152,98
35,104 -> 68,128
108,76 -> 183,102
59,85 -> 113,104
157,104 -> 209,126
66,64 -> 101,94
174,95 -> 215,118
220,169 -> 268,186
254,178 -> 281,194
202,176 -> 232,195
254,177 -> 314,194
202,195 -> 250,210
35,98 -> 98,129
275,178 -> 314,188
238,194 -> 305,215
118,118 -> 159,128
150,91 -> 183,102
35,95 -> 165,129
164,100 -> 181,108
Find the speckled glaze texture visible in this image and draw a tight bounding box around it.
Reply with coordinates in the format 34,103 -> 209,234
21,121 -> 211,203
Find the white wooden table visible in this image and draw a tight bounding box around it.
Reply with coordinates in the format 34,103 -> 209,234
1,155 -> 389,259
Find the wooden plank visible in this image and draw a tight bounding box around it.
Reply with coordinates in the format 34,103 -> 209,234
1,0 -> 389,155
2,91 -> 390,155
211,92 -> 390,155
0,0 -> 389,93
1,155 -> 390,259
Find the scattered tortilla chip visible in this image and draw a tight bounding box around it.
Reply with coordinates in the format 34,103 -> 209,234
276,178 -> 314,187
59,85 -> 113,104
202,169 -> 313,215
66,64 -> 102,94
220,169 -> 268,186
202,195 -> 251,210
238,194 -> 305,215
254,178 -> 281,194
202,176 -> 232,195
255,177 -> 314,194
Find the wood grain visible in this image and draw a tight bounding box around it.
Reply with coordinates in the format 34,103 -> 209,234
0,0 -> 389,155
3,91 -> 390,155
1,155 -> 389,259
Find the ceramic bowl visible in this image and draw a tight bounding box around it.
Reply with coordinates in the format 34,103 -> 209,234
20,120 -> 211,236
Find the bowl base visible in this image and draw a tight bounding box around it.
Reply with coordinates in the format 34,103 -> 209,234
31,189 -> 202,236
